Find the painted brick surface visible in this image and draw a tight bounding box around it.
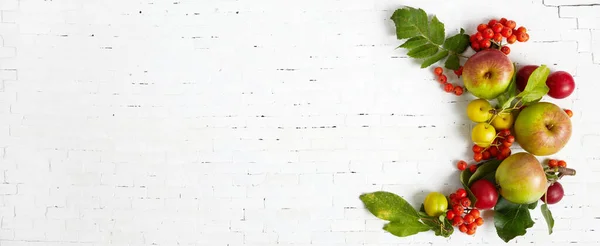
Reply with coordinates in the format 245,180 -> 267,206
0,0 -> 599,245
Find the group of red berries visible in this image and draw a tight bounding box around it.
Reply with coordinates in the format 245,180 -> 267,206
446,188 -> 484,235
470,18 -> 529,55
472,129 -> 515,162
456,160 -> 479,173
547,159 -> 568,168
433,66 -> 464,96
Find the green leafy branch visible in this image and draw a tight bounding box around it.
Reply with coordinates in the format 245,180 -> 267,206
496,64 -> 550,112
391,7 -> 470,70
359,191 -> 453,238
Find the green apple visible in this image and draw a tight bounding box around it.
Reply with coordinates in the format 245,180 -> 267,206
471,123 -> 496,148
466,99 -> 493,123
491,112 -> 515,130
462,49 -> 515,99
514,102 -> 572,156
495,152 -> 547,204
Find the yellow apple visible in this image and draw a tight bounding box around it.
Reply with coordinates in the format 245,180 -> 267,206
491,112 -> 515,130
466,99 -> 493,123
471,123 -> 496,148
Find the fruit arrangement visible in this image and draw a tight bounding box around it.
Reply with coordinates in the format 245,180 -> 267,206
359,6 -> 577,242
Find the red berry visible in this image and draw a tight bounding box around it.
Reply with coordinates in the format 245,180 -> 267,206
473,152 -> 483,162
466,222 -> 477,231
475,217 -> 484,226
457,160 -> 467,171
467,229 -> 476,235
480,39 -> 491,49
446,210 -> 456,220
438,74 -> 448,83
482,150 -> 491,160
489,147 -> 498,157
488,19 -> 498,27
470,34 -> 478,43
493,33 -> 503,42
459,224 -> 468,233
475,32 -> 484,41
453,205 -> 464,215
564,109 -> 573,117
500,18 -> 507,25
501,27 -> 513,38
500,44 -> 510,55
505,20 -> 517,29
452,216 -> 464,226
471,42 -> 480,51
506,135 -> 515,143
517,32 -> 529,42
460,197 -> 472,207
548,159 -> 558,168
477,24 -> 488,32
558,160 -> 567,167
492,23 -> 504,33
482,28 -> 494,39
456,188 -> 467,199
454,86 -> 464,96
464,214 -> 475,224
497,153 -> 507,160
472,144 -> 483,153
444,83 -> 454,92
507,35 -> 517,44
500,147 -> 511,156
517,26 -> 527,34
502,141 -> 512,148
434,67 -> 443,76
454,66 -> 463,77
500,129 -> 511,136
469,164 -> 478,173
469,209 -> 480,219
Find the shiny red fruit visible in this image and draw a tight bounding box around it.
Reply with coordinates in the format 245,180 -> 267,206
516,65 -> 539,92
546,71 -> 575,99
469,179 -> 498,209
541,182 -> 564,204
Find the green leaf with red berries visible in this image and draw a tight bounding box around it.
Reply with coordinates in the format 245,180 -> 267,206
391,7 -> 469,69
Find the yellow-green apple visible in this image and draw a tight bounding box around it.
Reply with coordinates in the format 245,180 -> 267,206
462,49 -> 515,99
466,99 -> 493,122
514,102 -> 572,156
471,123 -> 496,148
491,111 -> 515,130
495,152 -> 547,204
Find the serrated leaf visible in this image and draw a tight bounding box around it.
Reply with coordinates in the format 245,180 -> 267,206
421,50 -> 449,68
460,168 -> 477,205
408,7 -> 428,39
384,220 -> 430,237
494,197 -> 535,243
429,16 -> 445,45
407,44 -> 438,58
468,160 -> 501,186
360,191 -> 420,221
444,54 -> 460,70
541,204 -> 554,234
443,33 -> 470,54
400,36 -> 428,49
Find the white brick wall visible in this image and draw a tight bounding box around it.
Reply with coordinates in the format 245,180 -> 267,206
0,0 -> 599,245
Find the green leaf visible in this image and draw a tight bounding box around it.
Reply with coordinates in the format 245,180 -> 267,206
399,36 -> 428,49
429,16 -> 445,45
443,32 -> 470,53
517,65 -> 550,103
360,191 -> 420,221
468,160 -> 502,186
409,7 -> 429,39
390,9 -> 420,39
421,50 -> 449,68
420,215 -> 454,237
460,168 -> 477,205
494,197 -> 535,243
541,204 -> 555,235
383,220 -> 430,237
444,54 -> 460,70
407,44 -> 438,58
528,201 -> 538,210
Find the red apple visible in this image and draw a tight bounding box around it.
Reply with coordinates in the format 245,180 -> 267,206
514,102 -> 572,156
546,71 -> 575,99
516,65 -> 539,92
462,49 -> 515,99
469,179 -> 498,209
